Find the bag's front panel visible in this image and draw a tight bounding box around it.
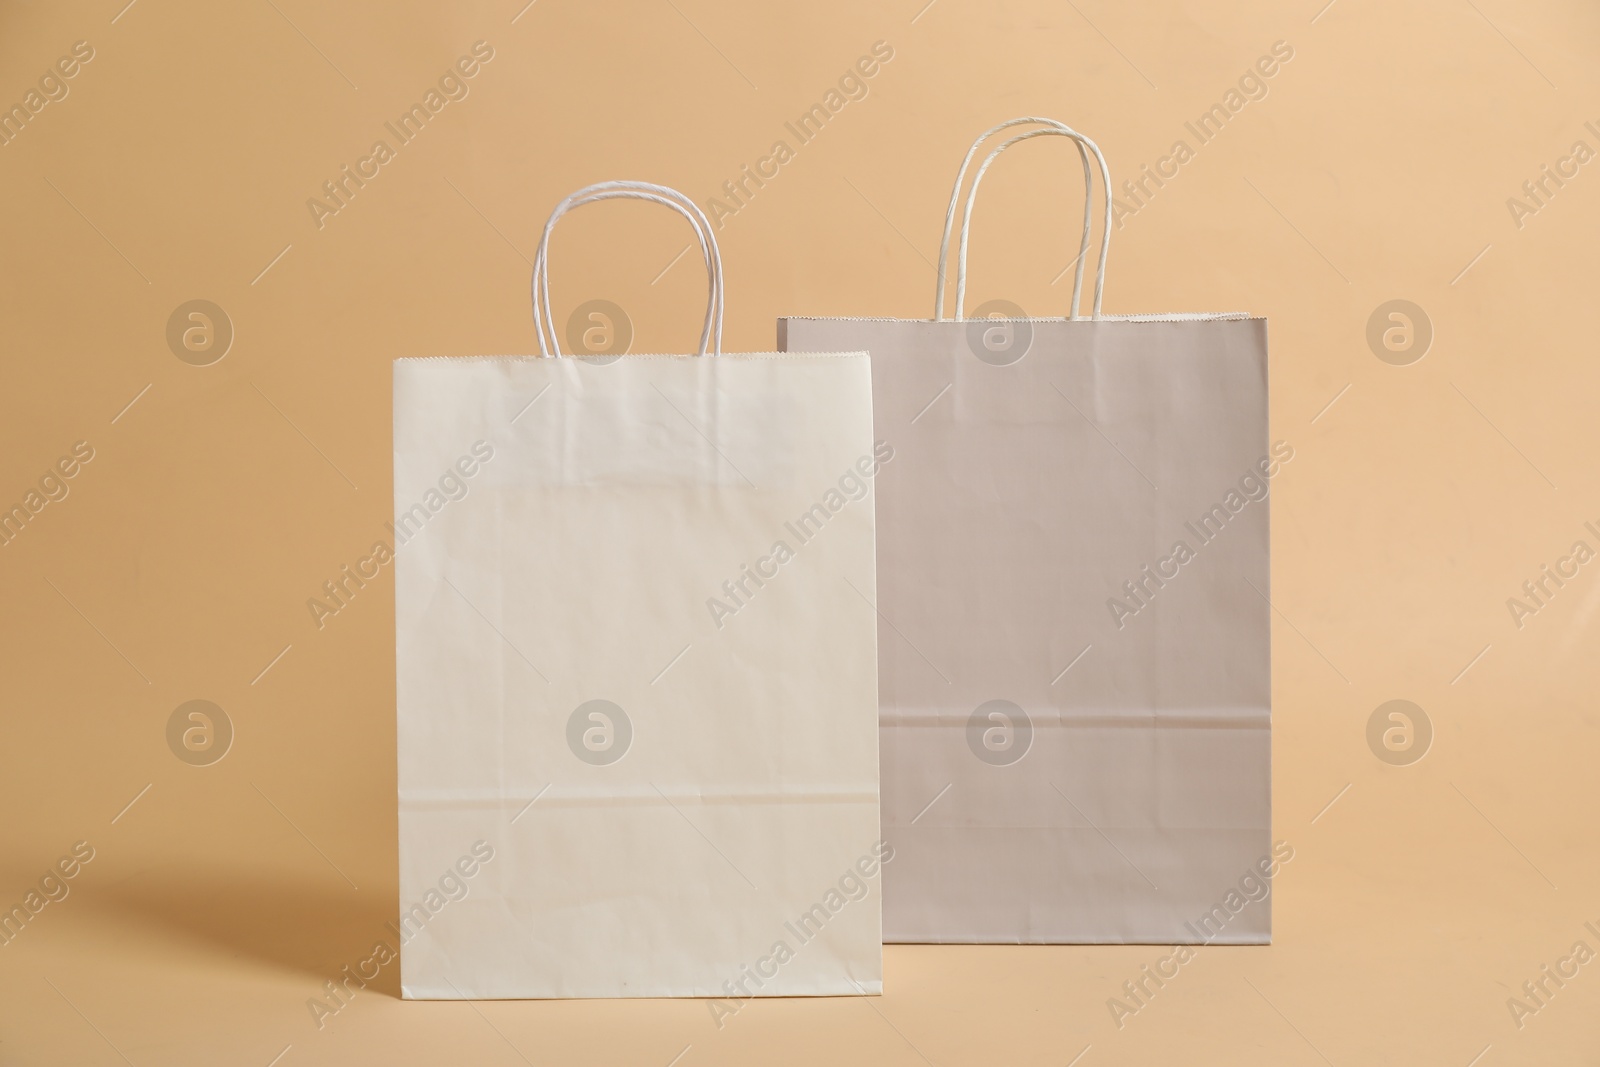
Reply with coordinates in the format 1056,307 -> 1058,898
781,317 -> 1271,944
395,354 -> 882,997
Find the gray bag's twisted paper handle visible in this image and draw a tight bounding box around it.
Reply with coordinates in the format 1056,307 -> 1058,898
934,118 -> 1113,321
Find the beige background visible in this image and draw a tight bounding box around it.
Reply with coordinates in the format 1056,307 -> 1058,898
2,0 -> 1597,1063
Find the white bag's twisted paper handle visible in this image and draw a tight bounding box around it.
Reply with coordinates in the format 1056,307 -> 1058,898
532,180 -> 725,357
934,118 -> 1113,321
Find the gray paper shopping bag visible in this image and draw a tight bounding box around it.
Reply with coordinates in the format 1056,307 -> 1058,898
781,119 -> 1277,944
396,182 -> 883,997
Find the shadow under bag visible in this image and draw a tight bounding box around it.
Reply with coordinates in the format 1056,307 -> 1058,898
780,119 -> 1275,944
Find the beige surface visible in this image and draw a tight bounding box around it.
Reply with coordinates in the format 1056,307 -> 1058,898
1,0 -> 1597,1063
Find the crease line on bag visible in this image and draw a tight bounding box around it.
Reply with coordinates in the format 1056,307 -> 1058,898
402,790 -> 880,810
879,709 -> 1268,728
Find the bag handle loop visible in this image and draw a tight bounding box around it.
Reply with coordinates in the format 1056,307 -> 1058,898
532,181 -> 724,357
933,118 -> 1113,322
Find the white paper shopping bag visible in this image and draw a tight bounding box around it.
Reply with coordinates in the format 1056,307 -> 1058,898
396,182 -> 884,998
781,120 -> 1276,944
